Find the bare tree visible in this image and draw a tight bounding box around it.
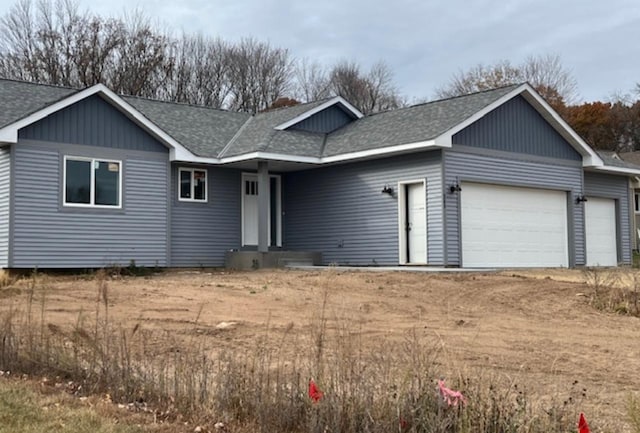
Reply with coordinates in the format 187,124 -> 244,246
107,11 -> 168,98
436,54 -> 578,107
159,34 -> 230,107
0,0 -> 405,114
225,38 -> 293,113
328,60 -> 402,114
293,58 -> 331,102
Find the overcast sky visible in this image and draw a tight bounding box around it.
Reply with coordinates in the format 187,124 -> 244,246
0,0 -> 638,103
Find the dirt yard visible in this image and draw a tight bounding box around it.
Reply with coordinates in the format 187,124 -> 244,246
2,267 -> 640,429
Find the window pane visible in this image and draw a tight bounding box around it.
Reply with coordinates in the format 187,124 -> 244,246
94,161 -> 120,206
180,170 -> 191,198
194,170 -> 206,200
65,159 -> 91,204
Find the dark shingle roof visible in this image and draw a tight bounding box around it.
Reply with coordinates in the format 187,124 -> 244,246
323,85 -> 520,156
599,151 -> 640,170
618,151 -> 640,168
0,79 -> 77,128
220,99 -> 330,157
123,96 -> 250,158
0,79 -> 525,161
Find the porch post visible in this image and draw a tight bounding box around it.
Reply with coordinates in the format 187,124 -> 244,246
257,161 -> 270,253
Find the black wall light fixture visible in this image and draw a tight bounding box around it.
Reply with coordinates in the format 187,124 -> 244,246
381,185 -> 394,195
449,183 -> 462,194
576,195 -> 588,204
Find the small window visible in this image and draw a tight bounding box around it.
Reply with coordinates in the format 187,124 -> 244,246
245,180 -> 258,196
635,192 -> 639,214
64,156 -> 121,208
179,168 -> 207,202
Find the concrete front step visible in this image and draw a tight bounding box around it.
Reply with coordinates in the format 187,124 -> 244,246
224,251 -> 322,270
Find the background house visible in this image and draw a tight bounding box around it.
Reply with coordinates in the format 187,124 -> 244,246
0,79 -> 637,269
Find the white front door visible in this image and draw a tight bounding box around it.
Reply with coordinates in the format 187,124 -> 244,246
242,173 -> 282,247
585,197 -> 617,266
401,182 -> 427,264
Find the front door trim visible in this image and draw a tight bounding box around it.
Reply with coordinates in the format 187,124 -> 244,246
398,179 -> 427,265
241,172 -> 282,247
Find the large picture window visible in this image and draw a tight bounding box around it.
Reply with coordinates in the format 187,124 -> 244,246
179,168 -> 207,202
64,156 -> 122,208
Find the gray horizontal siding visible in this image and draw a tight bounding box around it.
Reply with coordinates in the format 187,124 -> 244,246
284,151 -> 443,265
584,171 -> 632,264
170,165 -> 241,267
11,143 -> 169,268
453,95 -> 582,161
18,94 -> 167,153
444,150 -> 584,266
0,146 -> 10,267
290,105 -> 354,133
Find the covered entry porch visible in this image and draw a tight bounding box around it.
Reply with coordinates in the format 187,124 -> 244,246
225,160 -> 321,269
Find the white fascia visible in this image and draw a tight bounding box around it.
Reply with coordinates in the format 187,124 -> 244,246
274,96 -> 364,131
590,165 -> 640,176
175,139 -> 444,165
437,83 -> 604,168
0,83 -> 202,162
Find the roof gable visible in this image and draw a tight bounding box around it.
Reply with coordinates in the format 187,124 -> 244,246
322,85 -> 519,157
274,96 -> 363,131
453,95 -> 582,161
289,104 -> 356,134
19,94 -> 167,153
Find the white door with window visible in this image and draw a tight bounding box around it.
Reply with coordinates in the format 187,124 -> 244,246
399,181 -> 427,264
241,173 -> 282,247
585,197 -> 617,266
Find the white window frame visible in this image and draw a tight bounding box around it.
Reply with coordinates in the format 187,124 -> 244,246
63,155 -> 122,209
178,167 -> 208,202
635,192 -> 640,214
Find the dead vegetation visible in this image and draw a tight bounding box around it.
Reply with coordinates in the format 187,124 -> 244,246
0,267 -> 639,432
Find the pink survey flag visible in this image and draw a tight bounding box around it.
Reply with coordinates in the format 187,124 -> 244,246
438,379 -> 467,407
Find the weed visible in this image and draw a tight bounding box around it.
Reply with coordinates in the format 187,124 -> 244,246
583,267 -> 640,316
0,270 -> 612,433
629,394 -> 640,433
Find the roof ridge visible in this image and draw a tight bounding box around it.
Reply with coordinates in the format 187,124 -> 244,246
366,83 -> 524,118
0,78 -> 248,116
255,96 -> 335,116
0,77 -> 81,92
122,94 -> 248,115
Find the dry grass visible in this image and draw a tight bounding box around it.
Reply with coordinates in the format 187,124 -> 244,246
0,267 -> 639,432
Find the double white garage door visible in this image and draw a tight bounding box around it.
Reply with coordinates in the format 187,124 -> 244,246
460,183 -> 617,267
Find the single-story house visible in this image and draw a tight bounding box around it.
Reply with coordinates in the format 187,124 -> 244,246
0,78 -> 637,269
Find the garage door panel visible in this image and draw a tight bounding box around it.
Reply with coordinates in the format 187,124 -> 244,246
461,183 -> 569,268
585,198 -> 617,266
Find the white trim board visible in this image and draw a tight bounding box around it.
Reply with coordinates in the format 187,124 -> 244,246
0,82 -> 607,171
0,84 -> 196,161
274,96 -> 364,131
433,83 -> 604,168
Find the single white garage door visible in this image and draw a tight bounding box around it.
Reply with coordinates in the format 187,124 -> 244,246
461,183 -> 569,267
585,197 -> 617,266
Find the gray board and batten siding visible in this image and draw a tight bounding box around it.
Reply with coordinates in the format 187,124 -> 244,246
10,94 -> 171,268
18,94 -> 167,153
0,147 -> 10,268
170,164 -> 241,267
288,105 -> 356,134
584,171 -> 632,264
452,95 -> 582,161
284,151 -> 444,266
